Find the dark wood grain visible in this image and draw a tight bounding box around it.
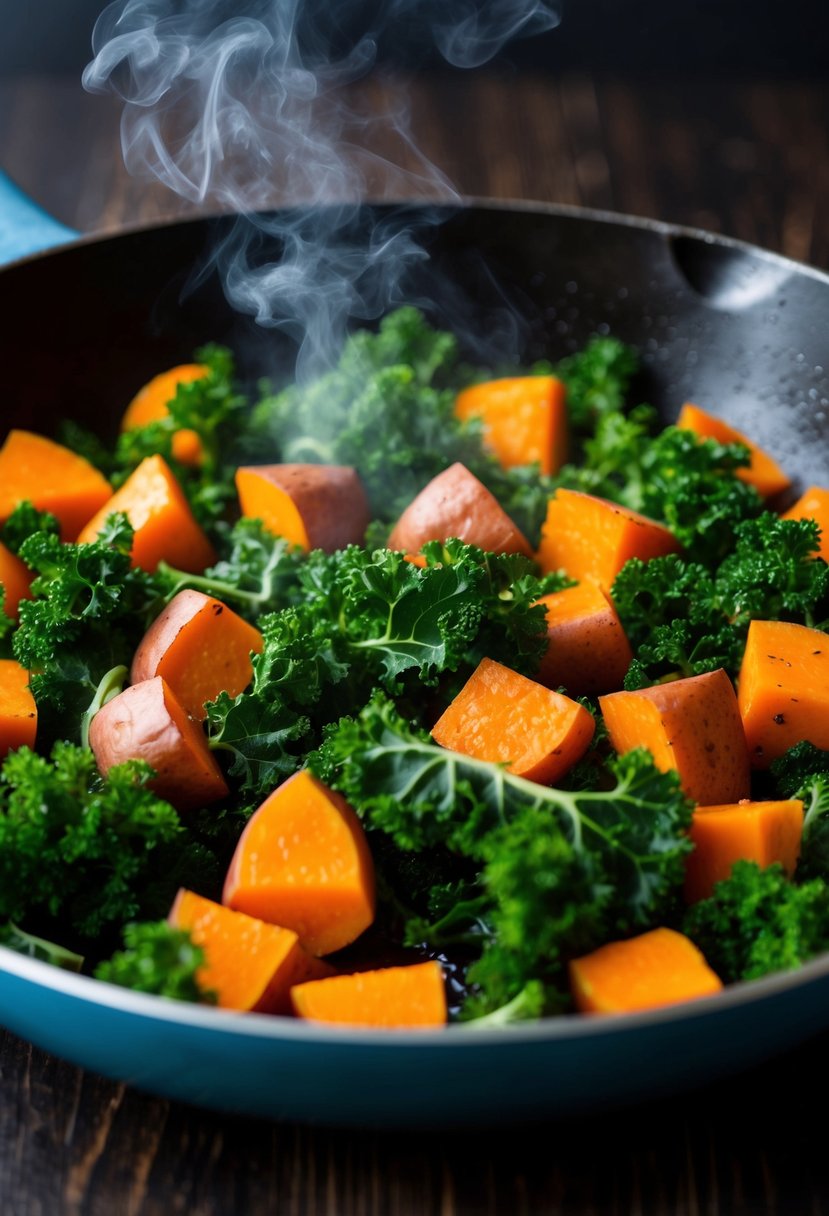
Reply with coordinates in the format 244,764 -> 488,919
2,71 -> 828,265
2,67 -> 829,1215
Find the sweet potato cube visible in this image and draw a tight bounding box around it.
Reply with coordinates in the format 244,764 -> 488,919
0,430 -> 112,542
569,928 -> 722,1014
684,799 -> 803,904
169,888 -> 333,1014
455,375 -> 568,476
738,619 -> 829,767
121,363 -> 208,466
677,403 -> 790,500
0,541 -> 32,621
236,463 -> 370,553
387,463 -> 532,557
431,657 -> 595,785
782,486 -> 829,561
77,454 -> 216,574
536,581 -> 633,695
536,488 -> 679,588
131,590 -> 263,721
600,669 -> 750,805
223,770 -> 376,956
291,961 -> 447,1029
0,659 -> 36,758
89,676 -> 228,812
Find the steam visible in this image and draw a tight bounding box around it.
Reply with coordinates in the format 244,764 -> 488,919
84,0 -> 560,375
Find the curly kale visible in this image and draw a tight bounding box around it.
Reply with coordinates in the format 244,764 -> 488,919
251,307 -> 636,546
684,861 -> 829,983
555,336 -> 639,435
1,501 -> 60,554
311,692 -> 692,1014
12,515 -> 160,741
612,515 -> 829,687
0,744 -> 218,946
95,922 -> 216,1003
205,541 -> 559,795
559,421 -> 761,567
156,518 -> 305,622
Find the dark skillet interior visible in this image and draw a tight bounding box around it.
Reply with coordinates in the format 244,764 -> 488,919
3,202 -> 829,490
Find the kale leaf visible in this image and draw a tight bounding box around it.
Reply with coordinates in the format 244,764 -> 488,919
0,744 -> 218,946
612,514 -> 829,687
311,691 -> 692,1014
205,542 -> 557,795
95,922 -> 216,1002
684,861 -> 829,982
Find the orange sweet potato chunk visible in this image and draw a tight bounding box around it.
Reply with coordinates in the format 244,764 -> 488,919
455,375 -> 568,476
738,619 -> 829,768
291,961 -> 447,1029
782,486 -> 829,561
131,590 -> 263,721
169,888 -> 333,1014
77,454 -> 216,574
223,770 -> 376,956
536,581 -> 633,695
600,669 -> 750,805
0,430 -> 112,542
0,541 -> 32,621
236,464 -> 370,553
0,659 -> 37,758
677,403 -> 790,500
431,656 -> 595,785
89,676 -> 228,812
536,488 -> 679,588
569,928 -> 722,1015
684,799 -> 803,904
121,363 -> 208,466
388,463 -> 532,557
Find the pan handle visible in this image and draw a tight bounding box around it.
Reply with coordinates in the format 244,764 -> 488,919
0,171 -> 78,267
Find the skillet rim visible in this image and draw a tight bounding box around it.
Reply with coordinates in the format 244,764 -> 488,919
2,194 -> 829,289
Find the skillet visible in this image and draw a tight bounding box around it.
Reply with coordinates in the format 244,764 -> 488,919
1,175 -> 829,1127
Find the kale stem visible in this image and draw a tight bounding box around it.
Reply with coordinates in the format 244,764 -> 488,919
80,665 -> 128,751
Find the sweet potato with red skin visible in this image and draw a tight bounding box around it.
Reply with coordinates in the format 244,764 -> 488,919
0,659 -> 37,758
600,668 -> 750,805
89,676 -> 228,813
782,486 -> 829,561
387,463 -> 532,557
236,463 -> 370,553
569,928 -> 722,1015
677,403 -> 790,500
536,488 -> 680,588
223,769 -> 376,957
431,657 -> 595,785
169,889 -> 333,1014
737,619 -> 829,767
0,541 -> 32,621
0,430 -> 112,542
684,799 -> 803,904
455,375 -> 568,476
291,961 -> 447,1029
78,454 -> 216,574
131,590 -> 263,721
536,581 -> 633,695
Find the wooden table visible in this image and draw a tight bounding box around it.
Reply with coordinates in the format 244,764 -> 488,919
1,68 -> 829,1215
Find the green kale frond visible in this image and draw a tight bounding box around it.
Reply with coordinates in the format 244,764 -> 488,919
95,921 -> 216,1003
0,745 -> 218,945
684,861 -> 829,983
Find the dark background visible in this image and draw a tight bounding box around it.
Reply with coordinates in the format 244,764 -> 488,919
2,0 -> 828,76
